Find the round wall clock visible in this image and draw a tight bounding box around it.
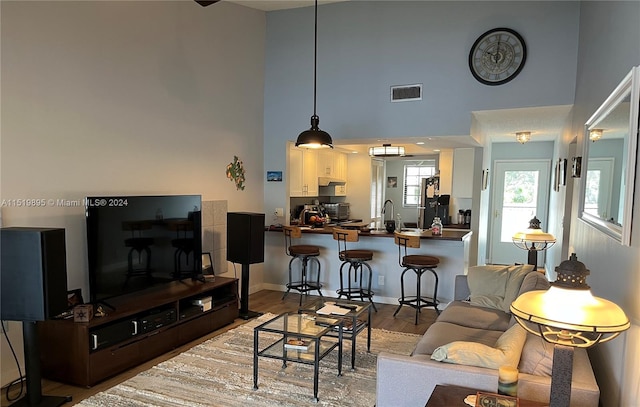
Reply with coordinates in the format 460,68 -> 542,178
468,27 -> 527,86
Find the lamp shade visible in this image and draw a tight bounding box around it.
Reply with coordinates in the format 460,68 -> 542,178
510,253 -> 630,348
511,287 -> 630,347
512,216 -> 556,251
296,116 -> 333,149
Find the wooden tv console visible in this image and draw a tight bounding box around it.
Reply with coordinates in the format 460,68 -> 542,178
37,277 -> 239,387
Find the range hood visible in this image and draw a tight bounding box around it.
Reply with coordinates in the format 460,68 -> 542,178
318,177 -> 346,187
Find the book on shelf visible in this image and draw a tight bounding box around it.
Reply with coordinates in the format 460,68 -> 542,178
334,319 -> 366,332
284,338 -> 311,351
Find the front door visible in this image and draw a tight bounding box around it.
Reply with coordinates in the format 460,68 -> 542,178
489,160 -> 551,265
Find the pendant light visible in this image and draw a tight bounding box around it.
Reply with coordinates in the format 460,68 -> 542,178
295,0 -> 333,149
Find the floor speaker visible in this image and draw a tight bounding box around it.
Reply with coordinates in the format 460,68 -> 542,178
1,227 -> 68,321
227,212 -> 265,265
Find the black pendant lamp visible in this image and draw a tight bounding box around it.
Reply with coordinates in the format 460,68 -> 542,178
295,0 -> 333,149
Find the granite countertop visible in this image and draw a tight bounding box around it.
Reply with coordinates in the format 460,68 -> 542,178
267,225 -> 472,241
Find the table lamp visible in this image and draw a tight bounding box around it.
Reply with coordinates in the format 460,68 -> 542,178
510,253 -> 630,407
512,216 -> 556,270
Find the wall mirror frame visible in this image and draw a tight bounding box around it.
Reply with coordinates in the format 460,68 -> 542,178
579,65 -> 640,246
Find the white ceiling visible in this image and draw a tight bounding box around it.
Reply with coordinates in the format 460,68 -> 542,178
224,0 -> 575,154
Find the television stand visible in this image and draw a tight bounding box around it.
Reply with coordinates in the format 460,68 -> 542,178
38,277 -> 239,387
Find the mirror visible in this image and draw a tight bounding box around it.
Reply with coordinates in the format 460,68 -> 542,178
579,66 -> 640,246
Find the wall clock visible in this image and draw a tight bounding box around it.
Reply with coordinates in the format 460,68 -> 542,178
468,27 -> 527,86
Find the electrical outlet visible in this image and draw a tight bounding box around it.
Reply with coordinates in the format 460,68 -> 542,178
275,208 -> 284,217
378,275 -> 385,286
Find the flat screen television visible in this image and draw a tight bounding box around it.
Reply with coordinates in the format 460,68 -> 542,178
86,195 -> 202,304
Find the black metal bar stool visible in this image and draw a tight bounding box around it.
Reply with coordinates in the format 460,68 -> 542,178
282,226 -> 323,305
332,228 -> 377,312
122,220 -> 154,281
393,232 -> 440,324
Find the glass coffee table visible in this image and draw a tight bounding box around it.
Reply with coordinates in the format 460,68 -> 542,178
253,312 -> 343,402
299,298 -> 372,370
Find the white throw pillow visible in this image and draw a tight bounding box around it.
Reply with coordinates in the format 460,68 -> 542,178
431,324 -> 527,369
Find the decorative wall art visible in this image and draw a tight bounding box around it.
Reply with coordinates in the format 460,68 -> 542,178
267,171 -> 282,182
226,156 -> 246,190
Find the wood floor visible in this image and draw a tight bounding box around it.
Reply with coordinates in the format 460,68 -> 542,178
1,290 -> 437,406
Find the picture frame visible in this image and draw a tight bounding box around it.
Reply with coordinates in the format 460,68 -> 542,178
387,176 -> 398,188
267,171 -> 282,182
475,391 -> 519,407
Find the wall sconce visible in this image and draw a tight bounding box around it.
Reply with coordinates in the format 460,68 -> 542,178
515,131 -> 531,144
571,156 -> 582,178
481,169 -> 489,190
589,129 -> 603,142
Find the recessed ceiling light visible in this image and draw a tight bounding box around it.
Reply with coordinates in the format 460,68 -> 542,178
416,142 -> 425,145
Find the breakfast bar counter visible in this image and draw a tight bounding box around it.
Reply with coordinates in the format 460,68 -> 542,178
263,226 -> 472,307
270,225 -> 471,242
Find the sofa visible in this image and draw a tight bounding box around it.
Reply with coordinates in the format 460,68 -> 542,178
376,264 -> 600,407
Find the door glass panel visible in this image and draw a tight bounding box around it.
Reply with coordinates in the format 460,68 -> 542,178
500,170 -> 539,242
584,170 -> 601,216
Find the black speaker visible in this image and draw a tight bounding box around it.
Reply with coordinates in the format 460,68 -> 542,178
1,227 -> 68,321
227,212 -> 265,265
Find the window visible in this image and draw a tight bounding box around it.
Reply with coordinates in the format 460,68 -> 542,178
403,161 -> 436,207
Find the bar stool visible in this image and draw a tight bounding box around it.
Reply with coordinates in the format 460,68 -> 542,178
282,226 -> 323,305
122,220 -> 154,281
332,228 -> 378,311
393,232 -> 440,324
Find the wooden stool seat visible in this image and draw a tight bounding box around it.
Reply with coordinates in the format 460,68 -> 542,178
333,228 -> 377,312
340,249 -> 374,262
402,255 -> 439,268
289,245 -> 321,256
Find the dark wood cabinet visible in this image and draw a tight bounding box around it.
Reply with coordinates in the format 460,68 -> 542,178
37,277 -> 239,387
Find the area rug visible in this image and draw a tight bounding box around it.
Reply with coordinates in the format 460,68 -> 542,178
76,313 -> 420,407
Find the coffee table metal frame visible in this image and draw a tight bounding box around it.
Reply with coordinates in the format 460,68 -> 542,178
299,298 -> 372,370
253,312 -> 343,403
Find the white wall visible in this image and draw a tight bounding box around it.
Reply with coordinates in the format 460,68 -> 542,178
263,0 -> 580,237
569,1 -> 640,405
0,1 -> 266,386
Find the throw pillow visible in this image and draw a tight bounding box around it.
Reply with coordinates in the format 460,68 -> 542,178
431,324 -> 527,369
467,265 -> 510,310
502,264 -> 535,313
518,333 -> 554,376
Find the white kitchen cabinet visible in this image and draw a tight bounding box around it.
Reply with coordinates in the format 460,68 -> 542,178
317,150 -> 348,180
452,148 -> 475,198
334,152 -> 347,180
289,145 -> 318,197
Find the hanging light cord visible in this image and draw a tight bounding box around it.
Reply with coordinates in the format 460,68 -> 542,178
312,0 -> 318,119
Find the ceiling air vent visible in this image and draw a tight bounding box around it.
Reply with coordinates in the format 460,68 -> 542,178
391,84 -> 422,102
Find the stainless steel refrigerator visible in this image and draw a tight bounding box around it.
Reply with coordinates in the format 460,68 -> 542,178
417,176 -> 450,229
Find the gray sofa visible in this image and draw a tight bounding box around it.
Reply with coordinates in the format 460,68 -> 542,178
376,265 -> 600,407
